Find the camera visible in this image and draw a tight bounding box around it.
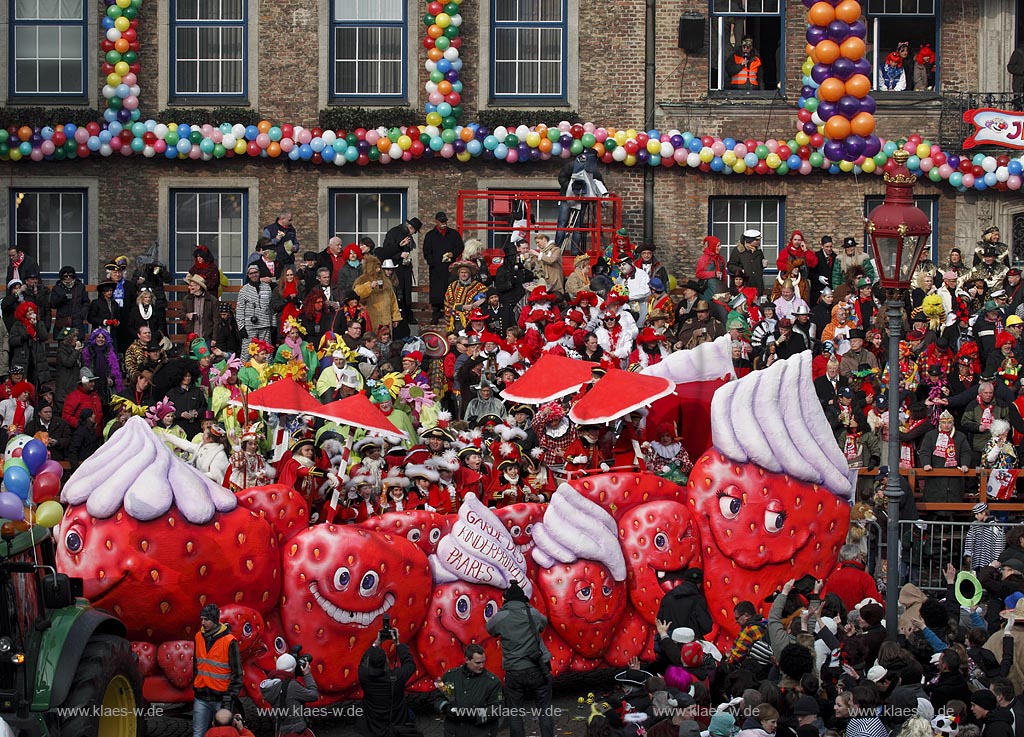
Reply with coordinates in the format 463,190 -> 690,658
291,645 -> 313,667
250,316 -> 259,324
380,614 -> 394,641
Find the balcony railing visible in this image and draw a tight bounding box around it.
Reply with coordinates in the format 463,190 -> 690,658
939,90 -> 1022,150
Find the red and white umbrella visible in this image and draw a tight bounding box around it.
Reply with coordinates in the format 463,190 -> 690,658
316,394 -> 407,442
228,378 -> 324,415
501,354 -> 598,404
568,369 -> 675,424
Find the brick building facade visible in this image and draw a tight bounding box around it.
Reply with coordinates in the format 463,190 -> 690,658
0,0 -> 1021,287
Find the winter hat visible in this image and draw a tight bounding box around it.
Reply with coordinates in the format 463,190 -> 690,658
276,653 -> 297,672
708,711 -> 737,737
671,627 -> 696,644
505,581 -> 529,603
971,690 -> 997,711
793,696 -> 820,716
680,642 -> 704,668
931,716 -> 959,736
200,603 -> 220,621
859,603 -> 884,627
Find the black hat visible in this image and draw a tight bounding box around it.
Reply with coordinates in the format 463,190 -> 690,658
510,404 -> 536,418
408,217 -> 423,232
145,341 -> 163,352
98,280 -> 116,292
843,237 -> 858,248
984,225 -> 1001,236
200,603 -> 220,621
793,696 -> 820,717
849,328 -> 865,340
972,690 -> 998,711
58,265 -> 76,277
303,251 -> 319,261
614,668 -> 654,688
821,235 -> 834,245
218,301 -> 232,312
682,567 -> 703,585
764,573 -> 817,603
859,602 -> 884,626
434,211 -> 448,223
504,581 -> 529,603
837,386 -> 853,399
681,280 -> 701,293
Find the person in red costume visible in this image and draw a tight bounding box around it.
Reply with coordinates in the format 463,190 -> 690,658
379,468 -> 423,512
426,451 -> 461,506
775,230 -> 818,272
564,424 -> 608,475
455,445 -> 487,499
695,235 -> 726,298
484,458 -> 532,508
275,437 -> 334,507
339,473 -> 380,523
410,464 -> 447,512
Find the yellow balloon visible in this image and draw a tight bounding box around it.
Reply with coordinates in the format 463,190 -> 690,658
114,16 -> 130,31
647,139 -> 661,154
114,61 -> 130,76
8,148 -> 22,162
614,131 -> 627,146
116,0 -> 131,7
916,143 -> 930,158
625,129 -> 638,140
766,153 -> 781,168
733,159 -> 747,173
723,151 -> 737,166
426,112 -> 442,127
795,131 -> 810,146
861,158 -> 876,173
817,125 -> 825,135
397,135 -> 412,150
456,151 -> 471,162
526,132 -> 541,147
168,122 -> 178,131
435,12 -> 451,27
839,160 -> 855,172
234,139 -> 248,155
34,501 -> 64,529
106,73 -> 122,86
698,147 -> 714,163
624,154 -> 637,166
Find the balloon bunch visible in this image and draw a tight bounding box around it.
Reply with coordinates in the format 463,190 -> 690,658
892,136 -> 1024,192
100,0 -> 144,125
423,0 -> 464,131
799,0 -> 880,163
0,435 -> 66,531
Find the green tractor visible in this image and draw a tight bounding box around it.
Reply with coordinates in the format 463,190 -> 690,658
0,525 -> 144,736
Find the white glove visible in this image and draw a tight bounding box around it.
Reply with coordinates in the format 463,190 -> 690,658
600,462 -> 611,472
347,490 -> 358,499
819,276 -> 829,285
572,455 -> 588,464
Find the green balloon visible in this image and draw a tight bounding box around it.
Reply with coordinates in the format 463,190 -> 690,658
105,50 -> 122,64
0,144 -> 8,157
809,151 -> 824,167
604,138 -> 616,151
368,146 -> 381,161
434,36 -> 450,51
213,143 -> 226,158
424,13 -> 435,25
444,25 -> 458,39
107,96 -> 122,110
776,163 -> 789,175
430,70 -> 444,83
388,127 -> 401,142
804,97 -> 818,113
122,5 -> 136,18
0,130 -> 7,143
755,144 -> 769,159
451,105 -> 462,118
547,128 -> 560,142
581,133 -> 596,147
165,130 -> 179,146
106,5 -> 122,18
441,128 -> 457,143
929,168 -> 942,182
444,2 -> 459,13
873,152 -> 887,166
505,134 -> 518,147
569,140 -> 584,155
5,458 -> 28,474
189,130 -> 203,144
346,133 -> 359,145
123,51 -> 137,64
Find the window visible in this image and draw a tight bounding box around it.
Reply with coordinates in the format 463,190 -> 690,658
708,197 -> 782,270
868,0 -> 937,92
331,0 -> 405,99
11,0 -> 86,97
171,190 -> 247,278
864,195 -> 939,261
710,0 -> 782,92
330,190 -> 406,248
171,0 -> 246,99
10,189 -> 86,277
492,0 -> 566,99
486,190 -> 561,251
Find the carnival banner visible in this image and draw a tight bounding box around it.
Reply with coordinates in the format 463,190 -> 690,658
963,108 -> 1024,150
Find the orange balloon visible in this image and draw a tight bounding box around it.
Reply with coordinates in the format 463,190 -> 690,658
818,78 -> 845,102
538,137 -> 552,153
460,126 -> 474,142
18,126 -> 32,142
850,112 -> 876,137
593,142 -> 606,158
114,38 -> 130,53
257,120 -> 271,134
437,80 -> 452,95
814,40 -> 841,64
845,74 -> 871,98
835,0 -> 862,23
267,141 -> 281,157
377,138 -> 390,153
427,24 -> 443,39
840,36 -> 866,60
428,47 -> 444,62
808,1 -> 836,26
806,43 -> 815,58
825,116 -> 852,140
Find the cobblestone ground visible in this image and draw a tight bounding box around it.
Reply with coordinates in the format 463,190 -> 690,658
150,670 -> 618,737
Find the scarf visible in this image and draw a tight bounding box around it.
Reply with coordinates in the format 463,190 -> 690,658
113,280 -> 125,307
138,303 -> 153,321
933,432 -> 958,467
844,433 -> 861,463
11,400 -> 26,431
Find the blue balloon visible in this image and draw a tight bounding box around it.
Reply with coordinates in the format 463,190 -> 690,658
975,178 -> 988,190
985,172 -> 998,186
178,124 -> 191,138
288,147 -> 301,161
4,467 -> 30,501
744,153 -> 758,167
688,138 -> 702,153
65,123 -> 77,138
424,103 -> 437,114
244,125 -> 259,141
436,59 -> 452,73
164,145 -> 179,159
710,157 -> 724,171
21,439 -> 47,476
103,109 -> 118,123
723,137 -> 736,149
321,145 -> 335,162
787,154 -> 802,169
1009,160 -> 1023,176
949,172 -> 963,187
298,144 -> 313,160
99,131 -> 112,144
310,137 -> 325,152
466,139 -> 483,155
494,143 -> 509,160
87,136 -> 101,152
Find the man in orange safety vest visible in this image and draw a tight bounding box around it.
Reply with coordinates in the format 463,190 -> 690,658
192,603 -> 243,737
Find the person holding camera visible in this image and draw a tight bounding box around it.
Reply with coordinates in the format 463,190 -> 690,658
486,581 -> 554,737
259,651 -> 319,736
355,616 -> 422,737
202,708 -> 255,736
436,644 -> 503,737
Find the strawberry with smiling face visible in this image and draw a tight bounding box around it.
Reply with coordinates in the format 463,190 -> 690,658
415,581 -> 504,680
689,353 -> 852,643
279,524 -> 432,697
359,510 -> 454,557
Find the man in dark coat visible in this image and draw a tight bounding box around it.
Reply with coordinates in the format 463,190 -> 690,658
262,210 -> 299,266
25,401 -> 71,462
918,410 -> 972,503
6,246 -> 39,284
980,560 -> 1024,633
377,218 -> 422,326
355,630 -> 420,737
50,266 -> 90,338
972,688 -> 1015,737
810,236 -> 837,303
423,212 -> 465,323
655,568 -> 714,639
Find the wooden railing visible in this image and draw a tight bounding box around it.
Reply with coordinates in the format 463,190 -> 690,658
857,467 -> 1024,513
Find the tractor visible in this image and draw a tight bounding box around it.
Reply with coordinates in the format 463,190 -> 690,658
0,525 -> 144,736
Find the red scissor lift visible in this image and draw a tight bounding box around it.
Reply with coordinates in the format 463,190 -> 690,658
455,190 -> 631,275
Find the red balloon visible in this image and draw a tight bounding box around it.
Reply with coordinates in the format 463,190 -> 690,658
698,162 -> 711,172
445,92 -> 461,106
76,143 -> 89,157
798,145 -> 812,159
636,133 -> 648,147
810,133 -> 825,148
997,155 -> 1010,167
778,145 -> 792,159
120,130 -> 133,144
624,140 -> 639,155
311,128 -> 323,138
31,472 -> 61,504
959,160 -> 972,173
601,152 -> 614,164
908,135 -> 921,144
449,37 -> 461,49
797,109 -> 812,123
143,132 -> 156,144
86,122 -> 100,135
428,1 -> 443,14
755,161 -> 769,175
129,64 -> 140,74
246,140 -> 260,156
410,140 -> 425,156
933,152 -> 946,166
52,131 -> 66,146
570,124 -> 584,139
311,153 -> 323,164
281,124 -> 294,138
123,29 -> 136,42
745,139 -> 757,150
356,154 -> 369,165
973,165 -> 984,177
102,62 -> 114,75
101,39 -> 114,52
423,36 -> 435,48
355,128 -> 367,140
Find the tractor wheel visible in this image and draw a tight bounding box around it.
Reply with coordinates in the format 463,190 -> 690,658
57,633 -> 146,737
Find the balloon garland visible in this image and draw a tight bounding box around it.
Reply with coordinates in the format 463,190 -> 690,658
0,0 -> 1021,194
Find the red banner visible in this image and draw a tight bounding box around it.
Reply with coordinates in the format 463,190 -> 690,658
963,108 -> 1024,150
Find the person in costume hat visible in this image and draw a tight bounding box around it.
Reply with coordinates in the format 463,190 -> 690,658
426,451 -> 462,505
379,468 -> 423,512
276,435 -> 332,505
564,423 -> 608,475
565,252 -> 592,298
614,254 -> 651,324
399,350 -> 429,387
369,384 -> 417,447
454,444 -> 487,499
605,665 -> 655,731
484,453 -> 532,508
832,236 -> 876,288
227,421 -> 275,491
962,502 -> 1007,574
238,338 -> 274,390
642,422 -> 693,485
182,272 -> 217,343
596,307 -> 636,369
148,398 -> 188,456
316,353 -> 362,401
339,472 -> 382,524
975,224 -> 1012,270
696,236 -> 726,299
635,242 -> 668,287
443,260 -> 487,333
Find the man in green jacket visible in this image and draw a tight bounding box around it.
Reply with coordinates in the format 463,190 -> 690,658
436,644 -> 504,737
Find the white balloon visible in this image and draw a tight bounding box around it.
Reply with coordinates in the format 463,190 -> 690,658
143,145 -> 156,158
997,167 -> 1010,182
232,124 -> 245,138
687,152 -> 701,167
154,123 -> 168,138
425,81 -> 438,94
443,47 -> 459,61
322,130 -> 337,145
612,146 -> 627,162
425,60 -> 437,73
102,85 -> 116,99
106,28 -> 122,42
983,156 -> 997,173
450,13 -> 462,26
222,134 -> 236,149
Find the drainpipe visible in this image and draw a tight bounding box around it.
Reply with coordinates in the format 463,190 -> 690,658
643,0 -> 656,243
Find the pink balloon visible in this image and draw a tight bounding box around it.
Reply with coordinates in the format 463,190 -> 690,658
799,161 -> 812,175
711,142 -> 726,157
210,131 -> 223,144
109,136 -> 122,151
40,140 -> 55,155
1009,175 -> 1022,190
123,95 -> 138,110
938,164 -> 953,179
188,145 -> 202,159
29,148 -> 44,162
122,73 -> 137,86
74,128 -> 89,144
154,140 -> 167,153
766,139 -> 779,153
673,148 -> 687,164
734,143 -> 748,157
255,133 -> 270,148
401,151 -> 413,161
919,157 -> 933,172
962,173 -> 975,187
440,143 -> 454,158
594,128 -> 608,142
40,459 -> 63,478
280,138 -> 294,152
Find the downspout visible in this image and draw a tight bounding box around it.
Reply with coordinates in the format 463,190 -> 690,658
643,0 -> 656,243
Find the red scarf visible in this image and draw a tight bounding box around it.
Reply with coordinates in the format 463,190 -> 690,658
933,432 -> 958,467
11,400 -> 26,432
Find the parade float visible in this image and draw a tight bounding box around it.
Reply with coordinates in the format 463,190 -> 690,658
34,347 -> 853,705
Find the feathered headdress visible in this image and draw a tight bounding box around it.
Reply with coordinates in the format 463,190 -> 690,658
209,355 -> 243,387
111,395 -> 148,418
283,315 -> 307,336
145,398 -> 176,426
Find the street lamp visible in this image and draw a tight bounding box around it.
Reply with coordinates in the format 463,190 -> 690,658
866,148 -> 932,640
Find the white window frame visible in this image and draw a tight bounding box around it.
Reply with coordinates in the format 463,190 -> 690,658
491,0 -> 566,99
867,0 -> 938,91
330,0 -> 406,101
708,197 -> 783,272
170,188 -> 249,280
9,0 -> 87,98
709,0 -> 783,92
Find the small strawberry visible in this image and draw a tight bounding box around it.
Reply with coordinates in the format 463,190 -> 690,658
236,485 -> 310,543
535,561 -> 627,659
567,472 -> 686,517
157,640 -> 194,690
603,605 -> 650,667
414,581 -> 504,680
687,450 -> 850,641
131,641 -> 157,677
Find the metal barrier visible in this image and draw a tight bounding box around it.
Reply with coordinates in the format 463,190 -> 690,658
895,519 -> 1018,594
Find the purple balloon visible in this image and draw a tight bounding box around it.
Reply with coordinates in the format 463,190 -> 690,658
802,0 -> 817,7
827,20 -> 851,42
811,64 -> 833,84
445,70 -> 459,82
482,149 -> 494,160
818,101 -> 837,120
831,58 -> 855,81
559,133 -> 573,147
529,147 -> 542,161
948,154 -> 960,169
863,135 -> 881,157
849,20 -> 867,39
39,459 -> 63,478
801,85 -> 816,98
824,140 -> 845,161
844,135 -> 867,158
117,109 -> 131,123
853,58 -> 872,77
637,149 -> 650,163
807,26 -> 828,45
670,134 -> 684,147
452,139 -> 466,153
803,121 -> 819,135
517,142 -> 530,157
837,95 -> 861,118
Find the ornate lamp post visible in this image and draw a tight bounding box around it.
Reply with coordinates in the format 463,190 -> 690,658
865,148 -> 932,640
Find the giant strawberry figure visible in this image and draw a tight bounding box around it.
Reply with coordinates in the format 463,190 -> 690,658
359,510 -> 454,557
688,352 -> 852,642
415,581 -> 504,680
279,524 -> 432,697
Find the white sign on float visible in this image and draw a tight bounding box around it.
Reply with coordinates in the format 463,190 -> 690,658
963,108 -> 1024,150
